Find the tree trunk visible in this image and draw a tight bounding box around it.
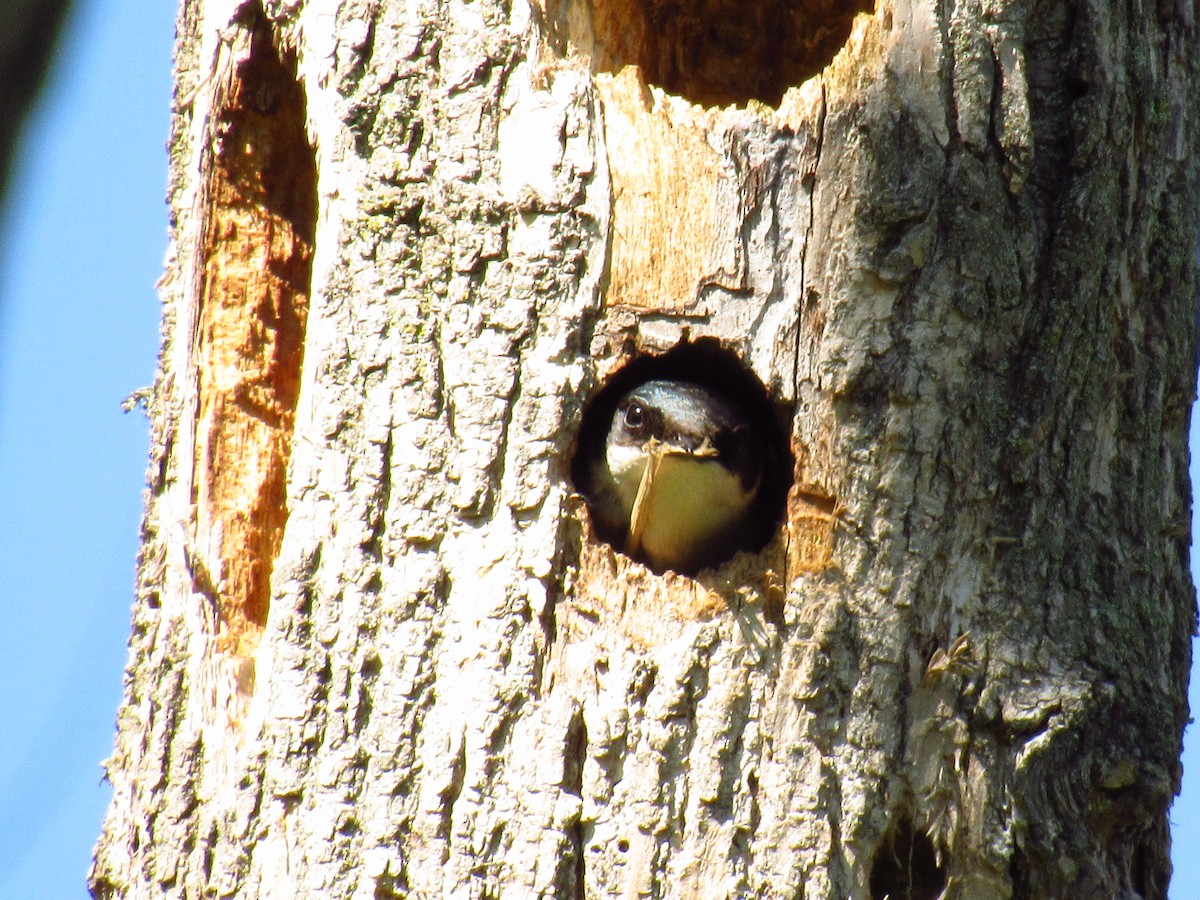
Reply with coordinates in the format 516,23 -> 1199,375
91,0 -> 1198,897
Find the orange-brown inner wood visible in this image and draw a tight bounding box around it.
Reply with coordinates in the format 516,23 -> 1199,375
193,8 -> 315,655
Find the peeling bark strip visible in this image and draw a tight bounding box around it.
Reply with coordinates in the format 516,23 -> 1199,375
93,0 -> 1198,897
192,2 -> 315,657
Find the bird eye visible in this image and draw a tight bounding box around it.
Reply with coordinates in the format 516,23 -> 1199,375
623,401 -> 647,431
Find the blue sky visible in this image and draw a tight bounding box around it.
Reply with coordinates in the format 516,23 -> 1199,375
0,0 -> 171,895
0,1 -> 1195,897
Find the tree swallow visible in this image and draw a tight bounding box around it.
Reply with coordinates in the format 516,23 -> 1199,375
586,379 -> 764,575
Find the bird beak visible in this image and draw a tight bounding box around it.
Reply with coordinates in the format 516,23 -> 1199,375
658,435 -> 719,459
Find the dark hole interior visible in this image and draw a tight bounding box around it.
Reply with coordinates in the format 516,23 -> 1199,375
571,338 -> 793,574
869,817 -> 947,900
575,0 -> 874,107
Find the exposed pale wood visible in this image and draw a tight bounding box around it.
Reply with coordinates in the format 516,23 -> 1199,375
598,68 -> 726,310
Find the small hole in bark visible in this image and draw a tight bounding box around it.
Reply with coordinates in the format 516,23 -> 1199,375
544,0 -> 873,106
869,816 -> 947,900
617,838 -> 630,853
571,338 -> 791,575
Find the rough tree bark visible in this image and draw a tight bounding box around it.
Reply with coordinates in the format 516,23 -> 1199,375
91,0 -> 1197,897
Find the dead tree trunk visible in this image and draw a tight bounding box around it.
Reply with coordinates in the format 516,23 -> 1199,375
92,0 -> 1198,897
